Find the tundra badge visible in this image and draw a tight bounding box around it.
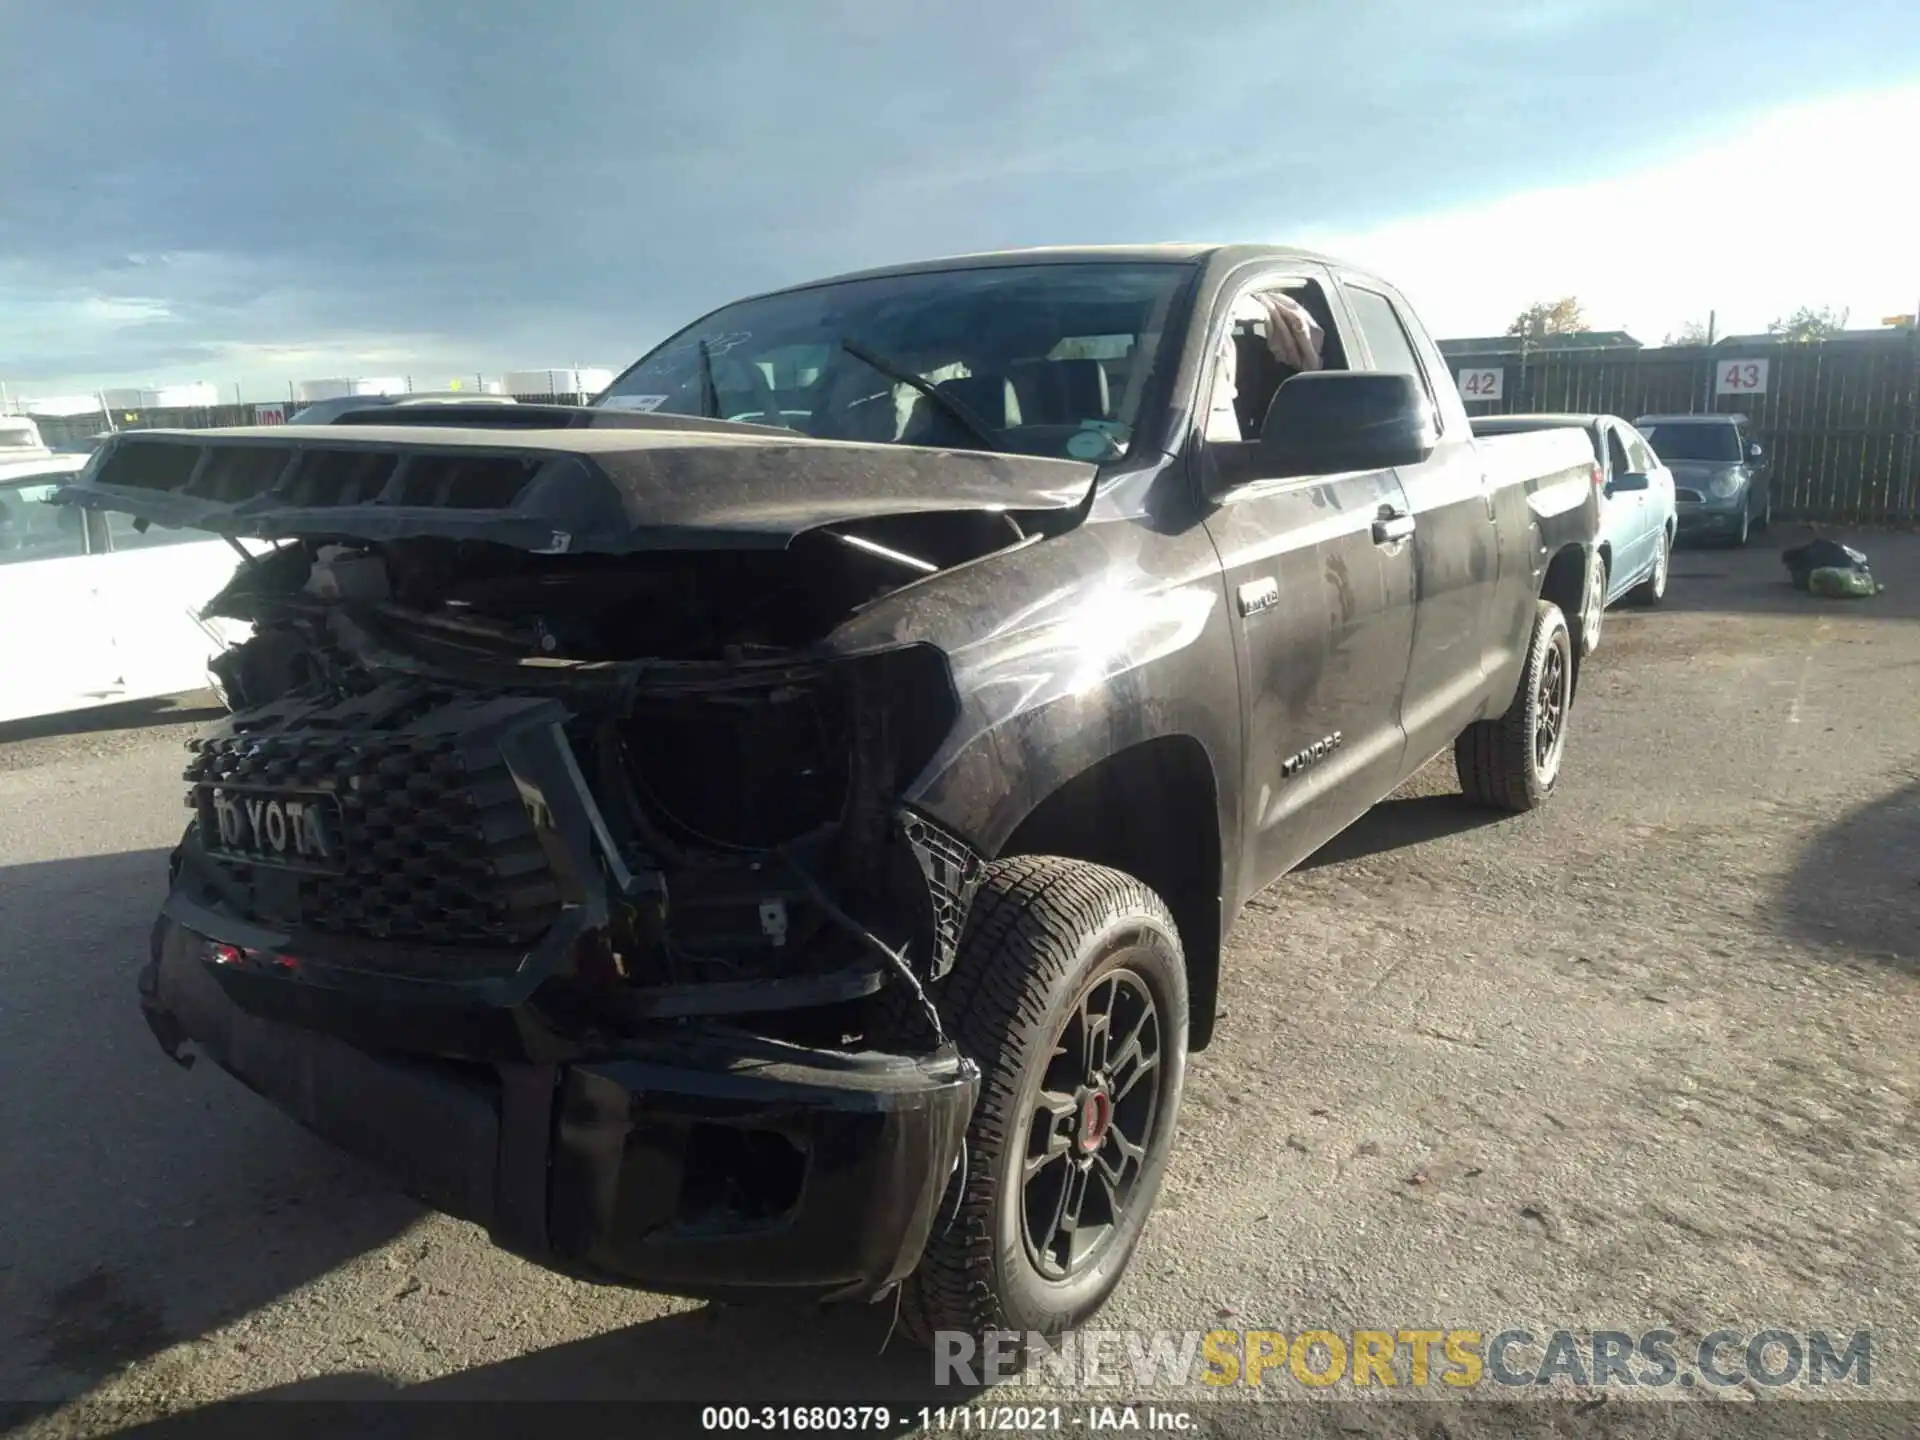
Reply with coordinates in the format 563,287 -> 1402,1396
1238,577 -> 1281,616
1281,731 -> 1344,778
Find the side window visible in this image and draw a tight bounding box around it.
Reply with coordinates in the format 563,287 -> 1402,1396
0,480 -> 91,565
104,510 -> 213,552
1606,427 -> 1633,476
1203,278 -> 1341,445
1343,285 -> 1441,432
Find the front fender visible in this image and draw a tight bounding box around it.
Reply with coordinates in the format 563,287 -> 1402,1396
902,572 -> 1234,859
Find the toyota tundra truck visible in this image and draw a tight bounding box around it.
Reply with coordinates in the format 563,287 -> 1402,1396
63,244 -> 1600,1346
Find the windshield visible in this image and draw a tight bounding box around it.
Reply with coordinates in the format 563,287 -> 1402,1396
1643,422 -> 1741,463
597,261 -> 1195,463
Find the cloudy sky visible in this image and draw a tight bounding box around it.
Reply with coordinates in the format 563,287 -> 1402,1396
4,0 -> 1918,400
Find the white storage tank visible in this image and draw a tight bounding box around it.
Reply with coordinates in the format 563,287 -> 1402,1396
146,382 -> 221,408
293,377 -> 408,403
97,383 -> 221,409
505,368 -> 614,398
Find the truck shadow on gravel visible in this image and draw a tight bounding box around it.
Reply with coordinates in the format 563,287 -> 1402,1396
1297,792 -> 1504,869
1775,775 -> 1920,975
0,692 -> 224,745
0,848 -> 422,1402
146,1300 -> 957,1411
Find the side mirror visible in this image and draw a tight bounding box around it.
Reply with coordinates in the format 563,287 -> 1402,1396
1251,372 -> 1438,483
1748,442 -> 1764,462
1609,471 -> 1651,493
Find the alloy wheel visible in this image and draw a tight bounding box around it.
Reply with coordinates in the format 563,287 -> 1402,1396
1022,966 -> 1164,1282
1534,639 -> 1569,784
1584,558 -> 1606,654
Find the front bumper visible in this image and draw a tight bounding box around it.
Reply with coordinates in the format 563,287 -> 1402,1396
1675,500 -> 1745,536
141,914 -> 978,1303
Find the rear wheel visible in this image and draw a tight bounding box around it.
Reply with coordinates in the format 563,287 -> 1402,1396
898,858 -> 1188,1348
1454,600 -> 1573,813
1579,553 -> 1607,657
1630,527 -> 1671,606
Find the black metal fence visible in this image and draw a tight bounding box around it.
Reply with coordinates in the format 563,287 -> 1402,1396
1442,334 -> 1920,525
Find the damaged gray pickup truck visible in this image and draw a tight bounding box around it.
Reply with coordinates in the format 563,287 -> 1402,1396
64,244 -> 1601,1345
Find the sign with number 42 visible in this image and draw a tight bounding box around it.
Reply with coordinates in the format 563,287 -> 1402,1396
1715,359 -> 1769,396
1457,367 -> 1504,401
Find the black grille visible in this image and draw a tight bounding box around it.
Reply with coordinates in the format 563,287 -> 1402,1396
185,688 -> 563,949
1675,488 -> 1704,504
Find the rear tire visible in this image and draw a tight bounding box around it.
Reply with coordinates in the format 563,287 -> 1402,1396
897,857 -> 1188,1349
1579,553 -> 1607,657
1630,527 -> 1671,606
1454,600 -> 1573,813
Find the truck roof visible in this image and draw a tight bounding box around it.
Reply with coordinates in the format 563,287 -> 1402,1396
753,243 -> 1365,298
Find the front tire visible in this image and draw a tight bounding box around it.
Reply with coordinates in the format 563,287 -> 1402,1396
898,857 -> 1188,1348
1729,503 -> 1751,548
1454,600 -> 1573,813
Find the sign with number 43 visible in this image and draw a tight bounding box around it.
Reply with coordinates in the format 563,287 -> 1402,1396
1457,367 -> 1504,401
1715,359 -> 1769,396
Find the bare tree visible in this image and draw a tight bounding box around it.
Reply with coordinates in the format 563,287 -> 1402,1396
1767,305 -> 1850,342
1506,297 -> 1588,339
1663,320 -> 1712,346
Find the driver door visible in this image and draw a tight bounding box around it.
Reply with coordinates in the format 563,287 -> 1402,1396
1198,267 -> 1418,900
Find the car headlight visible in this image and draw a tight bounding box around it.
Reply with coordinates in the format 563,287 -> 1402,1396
1705,470 -> 1744,499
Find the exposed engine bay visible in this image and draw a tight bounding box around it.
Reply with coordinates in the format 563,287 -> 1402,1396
184,524 -> 1000,1051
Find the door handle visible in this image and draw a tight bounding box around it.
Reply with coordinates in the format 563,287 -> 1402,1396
1372,512 -> 1416,545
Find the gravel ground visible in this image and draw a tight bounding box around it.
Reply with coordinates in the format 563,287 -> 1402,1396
1,531 -> 1915,1438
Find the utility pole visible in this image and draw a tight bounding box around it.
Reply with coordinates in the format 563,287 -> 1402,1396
1701,310 -> 1718,410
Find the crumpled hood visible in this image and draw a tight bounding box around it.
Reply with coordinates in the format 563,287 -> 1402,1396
56,422 -> 1098,555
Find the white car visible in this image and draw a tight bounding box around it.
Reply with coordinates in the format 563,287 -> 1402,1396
0,451 -> 250,725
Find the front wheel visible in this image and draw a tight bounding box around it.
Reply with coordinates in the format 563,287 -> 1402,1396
1454,600 -> 1573,813
1729,504 -> 1751,548
898,857 -> 1188,1348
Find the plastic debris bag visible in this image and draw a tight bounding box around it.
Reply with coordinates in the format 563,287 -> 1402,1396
1782,537 -> 1869,591
1807,565 -> 1880,598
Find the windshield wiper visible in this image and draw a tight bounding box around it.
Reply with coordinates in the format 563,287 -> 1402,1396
838,337 -> 1000,451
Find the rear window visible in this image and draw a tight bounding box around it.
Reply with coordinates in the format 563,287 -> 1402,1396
1643,422 -> 1741,463
1475,419 -> 1604,463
